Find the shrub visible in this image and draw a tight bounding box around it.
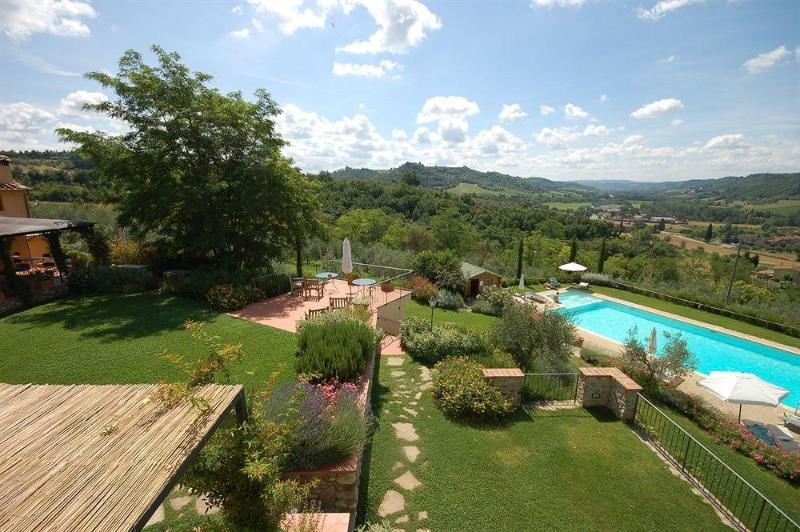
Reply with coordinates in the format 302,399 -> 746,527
435,289 -> 463,310
399,316 -> 491,365
206,283 -> 263,312
110,240 -> 155,265
67,263 -> 158,294
261,379 -> 372,470
470,299 -> 500,316
494,303 -> 576,372
66,250 -> 92,268
476,285 -> 513,316
409,275 -> 437,304
413,249 -> 464,291
296,311 -> 378,381
432,357 -> 512,420
619,326 -> 696,389
579,348 -> 613,367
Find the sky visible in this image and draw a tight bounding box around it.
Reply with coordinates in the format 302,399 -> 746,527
0,0 -> 798,182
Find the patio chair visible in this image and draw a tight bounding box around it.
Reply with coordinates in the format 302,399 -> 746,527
766,424 -> 800,453
303,279 -> 324,300
545,277 -> 560,289
329,296 -> 351,311
784,412 -> 800,435
305,307 -> 329,320
290,276 -> 304,296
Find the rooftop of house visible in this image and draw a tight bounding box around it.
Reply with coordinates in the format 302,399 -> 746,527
461,261 -> 500,279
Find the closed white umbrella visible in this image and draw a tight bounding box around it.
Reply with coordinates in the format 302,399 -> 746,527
518,272 -> 525,289
558,262 -> 588,272
698,371 -> 789,423
342,238 -> 353,275
648,328 -> 658,354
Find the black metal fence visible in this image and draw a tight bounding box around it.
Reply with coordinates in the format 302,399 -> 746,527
634,394 -> 799,531
523,373 -> 579,402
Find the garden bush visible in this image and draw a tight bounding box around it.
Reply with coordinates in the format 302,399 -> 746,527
432,357 -> 512,420
67,263 -> 158,294
262,378 -> 372,470
412,249 -> 464,291
475,284 -> 513,316
66,250 -> 92,268
435,289 -> 463,310
296,311 -> 378,381
470,299 -> 499,316
110,240 -> 155,265
205,283 -> 263,312
493,303 -> 576,372
409,275 -> 437,304
399,316 -> 491,365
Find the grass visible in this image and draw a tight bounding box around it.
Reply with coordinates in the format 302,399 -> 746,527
544,201 -> 592,210
590,285 -> 800,349
655,404 -> 800,521
357,357 -> 730,530
445,182 -> 508,196
0,292 -> 298,388
405,299 -> 498,332
745,199 -> 800,215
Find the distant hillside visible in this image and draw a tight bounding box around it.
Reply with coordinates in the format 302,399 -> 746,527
330,162 -> 592,195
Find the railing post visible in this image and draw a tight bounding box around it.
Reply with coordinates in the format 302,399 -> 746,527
680,437 -> 691,471
753,499 -> 767,531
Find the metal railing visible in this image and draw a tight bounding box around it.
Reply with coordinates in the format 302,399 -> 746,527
523,373 -> 579,402
634,394 -> 799,532
324,260 -> 414,288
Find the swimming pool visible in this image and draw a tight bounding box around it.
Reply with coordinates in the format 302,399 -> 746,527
557,290 -> 800,408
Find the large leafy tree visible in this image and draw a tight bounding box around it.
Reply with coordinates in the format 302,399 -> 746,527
58,46 -> 319,272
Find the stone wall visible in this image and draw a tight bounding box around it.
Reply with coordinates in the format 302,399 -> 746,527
482,368 -> 524,408
576,367 -> 642,421
285,342 -> 379,523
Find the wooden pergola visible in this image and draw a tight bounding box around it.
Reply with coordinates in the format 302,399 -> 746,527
0,383 -> 247,531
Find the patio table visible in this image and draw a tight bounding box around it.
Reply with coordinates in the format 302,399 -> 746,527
352,277 -> 376,299
315,271 -> 338,293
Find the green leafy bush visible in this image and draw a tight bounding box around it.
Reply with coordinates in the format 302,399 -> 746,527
296,311 -> 378,381
205,283 -> 263,312
477,285 -> 513,315
399,316 -> 491,365
67,264 -> 158,294
470,299 -> 499,316
493,303 -> 575,372
432,357 -> 512,420
66,250 -> 92,268
435,289 -> 463,310
413,249 -> 464,291
110,240 -> 155,265
579,348 -> 613,367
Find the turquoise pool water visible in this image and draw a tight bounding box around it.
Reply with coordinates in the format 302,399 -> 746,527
558,291 -> 800,407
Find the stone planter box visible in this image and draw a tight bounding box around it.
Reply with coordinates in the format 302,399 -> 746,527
285,341 -> 380,525
572,336 -> 584,348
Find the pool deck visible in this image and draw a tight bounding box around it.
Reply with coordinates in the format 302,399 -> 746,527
542,288 -> 800,428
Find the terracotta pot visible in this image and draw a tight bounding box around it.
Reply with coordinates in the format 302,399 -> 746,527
380,281 -> 394,292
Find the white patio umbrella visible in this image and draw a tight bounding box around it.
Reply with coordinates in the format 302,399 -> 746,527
647,328 -> 658,354
698,371 -> 789,423
342,238 -> 353,275
518,272 -> 525,289
558,262 -> 588,272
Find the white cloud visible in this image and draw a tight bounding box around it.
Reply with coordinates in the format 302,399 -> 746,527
539,104 -> 556,115
661,54 -> 677,63
530,0 -> 586,7
670,118 -> 684,127
391,128 -> 407,141
796,46 -> 800,62
743,45 -> 791,74
637,0 -> 702,22
232,4 -> 243,15
58,91 -> 108,117
498,103 -> 527,122
536,124 -> 610,149
0,0 -> 97,40
332,60 -> 400,78
599,94 -> 609,103
252,17 -> 265,32
0,102 -> 56,132
337,0 -> 442,54
564,103 -> 588,119
704,134 -> 748,151
416,96 -> 479,124
630,98 -> 683,118
247,0 -> 329,35
231,27 -> 251,38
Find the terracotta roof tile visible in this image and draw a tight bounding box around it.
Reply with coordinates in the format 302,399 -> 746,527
0,182 -> 29,191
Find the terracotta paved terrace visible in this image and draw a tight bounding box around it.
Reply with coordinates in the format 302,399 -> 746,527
230,279 -> 409,335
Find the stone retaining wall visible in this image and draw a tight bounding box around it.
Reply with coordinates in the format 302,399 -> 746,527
576,367 -> 642,421
285,342 -> 379,524
482,368 -> 524,407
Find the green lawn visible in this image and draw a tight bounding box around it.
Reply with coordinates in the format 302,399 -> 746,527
406,299 -> 499,332
590,286 -> 800,349
544,201 -> 592,210
358,357 -> 730,530
0,292 -> 298,388
445,182 -> 508,197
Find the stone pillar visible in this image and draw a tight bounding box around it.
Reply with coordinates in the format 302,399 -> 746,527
482,368 -> 524,408
577,367 -> 642,421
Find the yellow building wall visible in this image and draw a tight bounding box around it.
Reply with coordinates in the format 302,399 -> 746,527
0,190 -> 31,218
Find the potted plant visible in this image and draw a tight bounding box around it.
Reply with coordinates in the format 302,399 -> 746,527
380,280 -> 394,292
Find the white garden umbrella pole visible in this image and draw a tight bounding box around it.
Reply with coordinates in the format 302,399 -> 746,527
342,238 -> 353,296
698,371 -> 789,423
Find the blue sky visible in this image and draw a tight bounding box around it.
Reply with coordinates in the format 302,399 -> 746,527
1,0 -> 798,181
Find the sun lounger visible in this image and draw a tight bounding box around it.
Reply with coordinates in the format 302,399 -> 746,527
744,421 -> 776,447
578,281 -> 589,289
784,412 -> 800,434
766,424 -> 800,452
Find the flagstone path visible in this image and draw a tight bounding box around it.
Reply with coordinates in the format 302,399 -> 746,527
376,354 -> 432,529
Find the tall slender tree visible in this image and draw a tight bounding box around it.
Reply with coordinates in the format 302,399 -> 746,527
704,223 -> 713,243
568,237 -> 578,263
